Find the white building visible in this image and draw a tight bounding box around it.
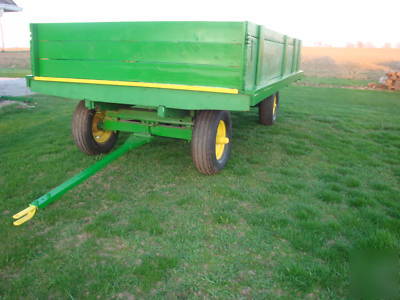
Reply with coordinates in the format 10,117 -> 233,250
0,0 -> 22,51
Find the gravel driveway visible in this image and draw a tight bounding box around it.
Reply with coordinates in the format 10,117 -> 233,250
0,78 -> 33,97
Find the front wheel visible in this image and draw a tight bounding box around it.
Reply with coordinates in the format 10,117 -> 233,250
191,110 -> 232,175
259,92 -> 279,125
72,101 -> 118,155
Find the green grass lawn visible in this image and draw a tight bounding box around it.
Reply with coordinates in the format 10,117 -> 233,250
299,76 -> 373,88
1,86 -> 399,298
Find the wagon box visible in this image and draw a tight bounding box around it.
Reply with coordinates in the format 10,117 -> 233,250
15,21 -> 303,225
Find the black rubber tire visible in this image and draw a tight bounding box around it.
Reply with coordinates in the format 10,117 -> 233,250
259,92 -> 280,125
191,110 -> 232,175
72,101 -> 118,155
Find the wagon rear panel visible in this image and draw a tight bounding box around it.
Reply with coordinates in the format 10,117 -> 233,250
254,28 -> 301,87
243,24 -> 302,104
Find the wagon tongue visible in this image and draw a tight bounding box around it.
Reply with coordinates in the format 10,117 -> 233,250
12,135 -> 152,226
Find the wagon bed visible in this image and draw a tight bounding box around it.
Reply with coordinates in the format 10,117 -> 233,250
27,21 -> 302,111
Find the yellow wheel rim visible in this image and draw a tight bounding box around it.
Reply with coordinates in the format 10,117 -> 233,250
273,95 -> 277,115
92,112 -> 113,143
215,120 -> 230,160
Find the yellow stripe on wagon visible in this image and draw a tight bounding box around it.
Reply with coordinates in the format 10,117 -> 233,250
33,76 -> 239,94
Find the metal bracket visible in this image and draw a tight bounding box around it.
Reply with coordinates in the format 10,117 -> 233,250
84,100 -> 95,110
157,106 -> 190,119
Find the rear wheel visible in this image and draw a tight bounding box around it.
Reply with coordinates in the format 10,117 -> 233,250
259,92 -> 279,125
192,110 -> 232,175
72,101 -> 118,155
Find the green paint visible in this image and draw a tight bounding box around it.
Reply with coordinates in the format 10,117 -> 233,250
30,135 -> 152,209
243,23 -> 259,92
38,60 -> 242,89
157,106 -> 189,119
296,41 -> 302,71
29,80 -> 251,111
103,108 -> 193,140
29,24 -> 39,76
250,72 -> 303,105
104,121 -> 150,135
33,21 -> 246,89
84,100 -> 95,110
103,119 -> 192,140
280,36 -> 288,77
150,126 -> 192,140
28,21 -> 302,111
106,108 -> 192,126
157,106 -> 167,118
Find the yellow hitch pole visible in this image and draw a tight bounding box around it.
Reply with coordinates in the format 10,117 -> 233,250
13,205 -> 38,226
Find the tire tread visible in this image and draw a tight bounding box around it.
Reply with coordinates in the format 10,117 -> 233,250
72,101 -> 117,155
192,110 -> 231,175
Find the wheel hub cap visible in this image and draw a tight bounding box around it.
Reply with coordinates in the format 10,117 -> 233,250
273,95 -> 277,115
215,120 -> 229,160
92,112 -> 113,143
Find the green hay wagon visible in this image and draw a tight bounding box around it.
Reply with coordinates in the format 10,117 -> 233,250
14,21 -> 302,225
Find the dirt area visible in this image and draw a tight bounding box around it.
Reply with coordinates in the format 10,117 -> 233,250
302,47 -> 400,80
303,47 -> 400,70
0,100 -> 35,109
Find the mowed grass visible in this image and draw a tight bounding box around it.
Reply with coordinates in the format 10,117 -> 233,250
1,86 -> 399,298
298,76 -> 372,88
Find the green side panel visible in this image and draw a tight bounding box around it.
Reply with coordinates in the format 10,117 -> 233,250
38,60 -> 241,88
246,22 -> 258,37
30,24 -> 39,76
256,27 -> 286,88
296,41 -> 302,71
33,21 -> 246,89
35,22 -> 244,42
243,34 -> 259,91
258,40 -> 283,83
241,24 -> 302,100
38,41 -> 242,66
29,80 -> 251,111
29,21 -> 302,109
285,44 -> 294,75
